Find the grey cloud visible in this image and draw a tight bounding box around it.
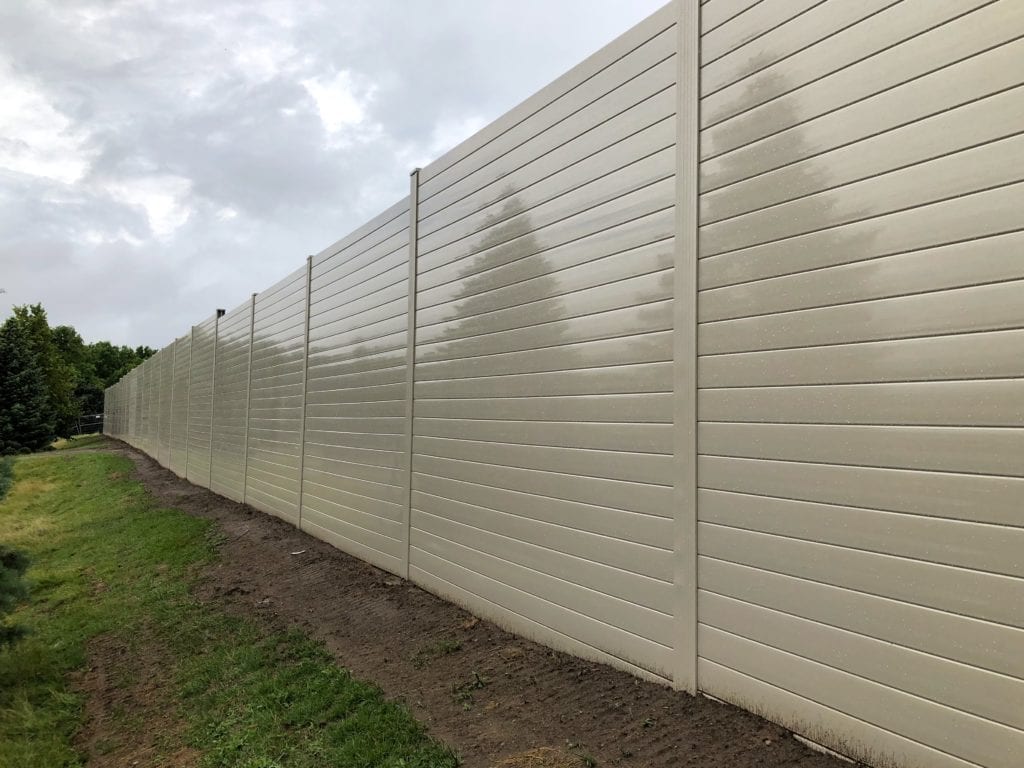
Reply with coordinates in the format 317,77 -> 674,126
0,0 -> 666,347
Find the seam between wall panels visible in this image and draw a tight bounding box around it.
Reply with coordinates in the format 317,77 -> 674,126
296,257 -> 314,529
672,0 -> 700,695
404,170 -> 421,580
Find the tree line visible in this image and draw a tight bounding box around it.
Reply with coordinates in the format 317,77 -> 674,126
0,304 -> 154,454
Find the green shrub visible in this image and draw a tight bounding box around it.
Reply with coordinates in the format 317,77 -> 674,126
0,457 -> 13,501
0,544 -> 30,648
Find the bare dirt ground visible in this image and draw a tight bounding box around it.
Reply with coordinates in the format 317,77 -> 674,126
73,631 -> 199,768
102,441 -> 845,768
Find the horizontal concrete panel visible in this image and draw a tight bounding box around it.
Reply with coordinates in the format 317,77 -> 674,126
702,0 -> 822,64
413,508 -> 674,635
419,175 -> 675,278
701,590 -> 1024,730
420,6 -> 676,191
700,519 -> 1024,624
303,466 -> 406,507
699,455 -> 1024,527
410,529 -> 673,668
417,392 -> 673,423
415,417 -> 672,454
417,301 -> 673,363
699,423 -> 1024,478
701,329 -> 1024,388
702,132 -> 1024,258
418,270 -> 672,347
306,363 -> 406,390
410,554 -> 669,681
699,380 -> 1024,427
418,236 -> 673,328
301,476 -> 405,521
701,1 -> 762,36
312,233 -> 407,297
703,37 -> 1024,194
309,313 -> 407,354
312,196 -> 408,271
701,0 -> 900,95
421,87 -> 676,234
702,0 -> 1019,158
416,330 -> 673,381
413,489 -> 672,582
700,230 -> 1024,323
414,436 -> 673,486
413,454 -> 672,518
305,382 -> 405,405
700,280 -> 1024,354
703,0 -> 990,128
699,488 -> 1024,576
701,627 -> 1023,768
416,361 -> 673,400
697,657 -> 988,768
304,429 -> 405,453
701,180 -> 1024,289
419,206 -> 675,299
703,88 -> 1024,226
412,472 -> 674,548
420,125 -> 675,257
700,556 -> 1024,684
301,494 -> 404,540
300,510 -> 404,576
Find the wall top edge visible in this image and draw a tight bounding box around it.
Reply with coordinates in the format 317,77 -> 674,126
418,0 -> 678,184
312,195 -> 411,269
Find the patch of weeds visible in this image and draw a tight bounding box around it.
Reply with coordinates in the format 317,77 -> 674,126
450,670 -> 489,711
0,452 -> 460,768
567,741 -> 598,767
411,637 -> 462,669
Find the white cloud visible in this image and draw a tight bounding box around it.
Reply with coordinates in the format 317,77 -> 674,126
102,175 -> 194,238
0,59 -> 93,184
302,70 -> 370,134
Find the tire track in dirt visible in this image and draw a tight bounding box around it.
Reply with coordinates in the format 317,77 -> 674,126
113,441 -> 847,768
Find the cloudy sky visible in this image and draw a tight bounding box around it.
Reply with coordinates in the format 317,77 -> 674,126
0,0 -> 666,349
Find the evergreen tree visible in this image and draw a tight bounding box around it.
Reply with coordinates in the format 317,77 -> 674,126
0,316 -> 55,453
9,305 -> 78,437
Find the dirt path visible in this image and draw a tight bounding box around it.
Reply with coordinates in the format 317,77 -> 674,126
111,441 -> 845,768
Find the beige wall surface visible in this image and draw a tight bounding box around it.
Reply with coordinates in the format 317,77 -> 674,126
694,2 -> 1024,767
301,199 -> 412,576
409,2 -> 680,680
244,265 -> 309,524
103,3 -> 1022,766
186,316 -> 217,488
168,333 -> 191,477
210,300 -> 253,503
158,343 -> 174,467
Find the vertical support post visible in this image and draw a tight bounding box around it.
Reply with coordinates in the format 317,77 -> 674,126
402,169 -> 421,580
185,325 -> 194,479
242,294 -> 257,506
672,0 -> 700,695
295,258 -> 314,530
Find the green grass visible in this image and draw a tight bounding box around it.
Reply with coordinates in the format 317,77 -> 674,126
51,434 -> 106,451
0,452 -> 459,768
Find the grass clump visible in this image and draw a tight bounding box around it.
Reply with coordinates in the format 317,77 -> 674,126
0,452 -> 459,768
